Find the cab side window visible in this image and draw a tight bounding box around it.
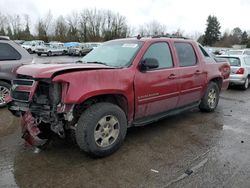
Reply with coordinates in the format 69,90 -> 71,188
143,42 -> 173,69
175,42 -> 197,67
0,43 -> 21,61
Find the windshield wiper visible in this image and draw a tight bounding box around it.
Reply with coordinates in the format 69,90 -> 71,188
86,61 -> 108,66
75,60 -> 83,63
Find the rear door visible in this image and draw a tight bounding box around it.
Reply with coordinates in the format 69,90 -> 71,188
0,41 -> 32,80
174,42 -> 206,107
134,42 -> 180,119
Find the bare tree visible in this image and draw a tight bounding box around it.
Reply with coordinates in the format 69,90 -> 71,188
8,14 -> 23,39
53,16 -> 68,42
66,11 -> 79,41
0,12 -> 8,35
138,20 -> 167,36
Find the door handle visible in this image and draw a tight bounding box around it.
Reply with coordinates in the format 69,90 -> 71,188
168,74 -> 177,79
195,70 -> 202,75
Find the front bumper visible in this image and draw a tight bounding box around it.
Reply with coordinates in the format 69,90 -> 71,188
21,111 -> 48,146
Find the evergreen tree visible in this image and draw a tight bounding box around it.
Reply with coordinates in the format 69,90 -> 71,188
203,15 -> 221,46
241,31 -> 248,45
0,27 -> 5,35
232,27 -> 242,44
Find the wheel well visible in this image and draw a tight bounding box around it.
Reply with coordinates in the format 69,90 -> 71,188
210,77 -> 222,90
0,79 -> 11,85
73,94 -> 128,120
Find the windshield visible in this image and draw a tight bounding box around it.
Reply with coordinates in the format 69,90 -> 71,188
228,50 -> 243,55
81,40 -> 143,67
222,57 -> 241,66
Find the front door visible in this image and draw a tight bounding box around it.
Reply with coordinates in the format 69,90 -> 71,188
134,42 -> 180,120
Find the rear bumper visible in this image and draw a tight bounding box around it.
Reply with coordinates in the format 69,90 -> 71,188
229,74 -> 246,85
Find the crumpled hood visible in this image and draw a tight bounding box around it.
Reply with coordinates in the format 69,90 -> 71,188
16,63 -> 115,78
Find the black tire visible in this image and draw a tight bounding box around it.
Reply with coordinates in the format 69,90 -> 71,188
27,48 -> 32,54
242,77 -> 249,90
76,102 -> 127,157
0,81 -> 11,108
199,82 -> 219,112
37,53 -> 41,56
47,51 -> 52,56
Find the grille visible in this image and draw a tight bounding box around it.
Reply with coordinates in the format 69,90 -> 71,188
13,79 -> 34,86
12,91 -> 30,102
17,74 -> 33,80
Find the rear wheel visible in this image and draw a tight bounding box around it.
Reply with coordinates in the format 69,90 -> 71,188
199,82 -> 219,112
37,53 -> 41,56
242,77 -> 249,90
0,81 -> 11,108
76,102 -> 127,157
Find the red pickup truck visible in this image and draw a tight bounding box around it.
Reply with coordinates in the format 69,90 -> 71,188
7,37 -> 230,157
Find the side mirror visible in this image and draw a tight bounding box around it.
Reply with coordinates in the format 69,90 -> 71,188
140,58 -> 159,71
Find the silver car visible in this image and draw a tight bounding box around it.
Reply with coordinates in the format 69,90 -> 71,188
0,36 -> 32,107
220,55 -> 250,89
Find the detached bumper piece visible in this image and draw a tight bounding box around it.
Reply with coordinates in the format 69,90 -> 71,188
21,111 -> 47,147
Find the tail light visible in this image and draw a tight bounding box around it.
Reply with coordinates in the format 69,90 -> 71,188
236,68 -> 244,74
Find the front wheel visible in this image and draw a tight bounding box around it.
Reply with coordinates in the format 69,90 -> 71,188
76,102 -> 127,157
0,81 -> 11,108
47,51 -> 52,56
199,82 -> 219,112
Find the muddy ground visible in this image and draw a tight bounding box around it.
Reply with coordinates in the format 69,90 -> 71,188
1,56 -> 250,188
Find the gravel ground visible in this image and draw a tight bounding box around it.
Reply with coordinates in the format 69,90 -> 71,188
0,55 -> 250,188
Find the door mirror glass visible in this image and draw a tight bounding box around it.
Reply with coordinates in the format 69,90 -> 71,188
140,58 -> 159,71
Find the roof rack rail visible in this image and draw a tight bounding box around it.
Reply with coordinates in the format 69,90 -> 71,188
134,34 -> 190,40
152,34 -> 190,39
0,36 -> 10,40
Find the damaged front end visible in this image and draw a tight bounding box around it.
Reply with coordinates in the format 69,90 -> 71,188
8,74 -> 74,147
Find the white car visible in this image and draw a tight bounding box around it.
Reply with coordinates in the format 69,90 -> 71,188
220,55 -> 250,89
35,43 -> 66,56
21,40 -> 44,53
227,49 -> 250,56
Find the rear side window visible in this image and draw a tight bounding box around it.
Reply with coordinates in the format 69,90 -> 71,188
223,57 -> 241,66
244,57 -> 250,66
199,45 -> 210,57
243,51 -> 250,55
143,42 -> 173,69
175,42 -> 197,67
0,43 -> 21,61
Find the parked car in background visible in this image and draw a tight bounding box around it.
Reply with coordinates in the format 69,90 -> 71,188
35,43 -> 66,56
68,43 -> 85,56
0,36 -> 32,107
21,40 -> 44,53
14,40 -> 25,45
8,37 -> 230,157
219,55 -> 250,89
227,49 -> 250,56
68,42 -> 102,56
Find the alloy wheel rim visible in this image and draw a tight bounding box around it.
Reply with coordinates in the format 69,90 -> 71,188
207,88 -> 217,109
94,115 -> 120,148
0,86 -> 10,105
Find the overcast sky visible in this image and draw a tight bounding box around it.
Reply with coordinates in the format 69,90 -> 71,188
0,0 -> 250,35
